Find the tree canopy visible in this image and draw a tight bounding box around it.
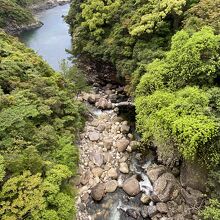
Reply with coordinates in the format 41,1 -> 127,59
0,31 -> 84,219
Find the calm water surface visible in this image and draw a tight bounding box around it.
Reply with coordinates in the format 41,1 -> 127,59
20,4 -> 71,71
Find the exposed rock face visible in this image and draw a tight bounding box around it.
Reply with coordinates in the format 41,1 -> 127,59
122,177 -> 140,196
29,0 -> 71,12
91,183 -> 105,201
181,188 -> 205,207
6,20 -> 43,35
180,160 -> 207,192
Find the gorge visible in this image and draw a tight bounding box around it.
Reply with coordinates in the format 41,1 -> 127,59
0,0 -> 220,220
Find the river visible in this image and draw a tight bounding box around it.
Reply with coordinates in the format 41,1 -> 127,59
19,4 -> 71,71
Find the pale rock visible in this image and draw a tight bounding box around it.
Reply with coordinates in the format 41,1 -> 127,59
104,152 -> 113,163
88,131 -> 100,141
107,168 -> 118,179
156,202 -> 168,213
120,124 -> 130,134
105,180 -> 118,193
147,206 -> 158,218
90,151 -> 104,166
87,94 -> 97,104
119,162 -> 129,174
115,138 -> 130,152
147,164 -> 167,183
103,138 -> 113,150
92,167 -> 104,177
122,177 -> 140,196
140,194 -> 151,204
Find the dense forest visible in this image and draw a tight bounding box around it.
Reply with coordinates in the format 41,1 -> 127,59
0,30 -> 84,219
66,0 -> 220,218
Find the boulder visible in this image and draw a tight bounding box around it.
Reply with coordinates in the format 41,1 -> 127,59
181,188 -> 205,207
126,208 -> 140,219
91,183 -> 105,201
115,138 -> 130,152
92,167 -> 104,177
120,124 -> 130,134
103,138 -> 113,150
105,180 -> 118,193
140,194 -> 151,204
88,131 -> 100,141
147,164 -> 167,183
156,202 -> 168,213
97,124 -> 106,132
153,172 -> 180,202
80,170 -> 91,185
90,151 -> 104,166
95,98 -> 112,110
122,177 -> 140,196
108,168 -> 118,179
87,94 -> 97,104
119,162 -> 129,174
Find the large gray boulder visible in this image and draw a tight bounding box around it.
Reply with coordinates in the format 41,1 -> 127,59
153,172 -> 180,202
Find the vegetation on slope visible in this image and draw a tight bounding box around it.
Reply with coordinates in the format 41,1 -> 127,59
0,30 -> 84,220
0,0 -> 36,30
67,0 -> 220,217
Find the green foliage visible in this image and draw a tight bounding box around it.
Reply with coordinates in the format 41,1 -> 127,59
200,199 -> 220,220
0,155 -> 5,182
0,0 -> 35,29
0,31 -> 85,219
129,0 -> 186,36
136,87 -> 219,161
135,28 -> 220,164
184,0 -> 220,33
60,59 -> 89,95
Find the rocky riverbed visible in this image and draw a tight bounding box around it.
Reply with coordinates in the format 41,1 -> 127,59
75,83 -> 206,220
